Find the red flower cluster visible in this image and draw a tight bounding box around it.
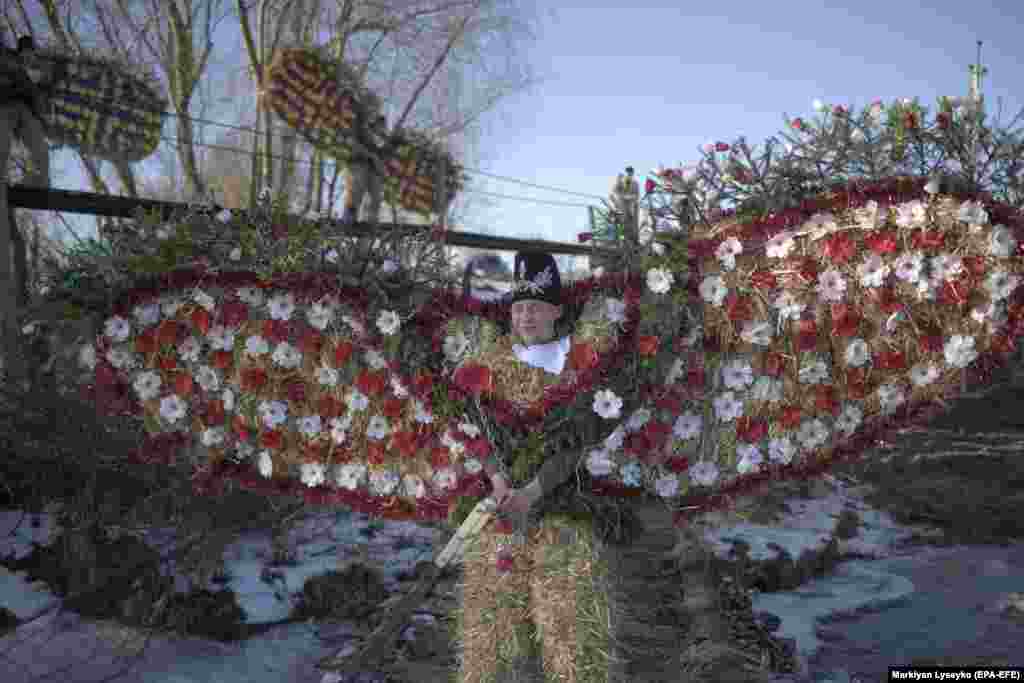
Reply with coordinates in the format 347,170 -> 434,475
453,363 -> 493,395
736,416 -> 768,443
864,230 -> 898,255
823,233 -> 856,263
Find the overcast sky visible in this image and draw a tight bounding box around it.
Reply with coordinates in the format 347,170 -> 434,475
47,0 -> 1023,268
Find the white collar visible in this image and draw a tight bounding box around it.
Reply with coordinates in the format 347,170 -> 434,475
511,335 -> 571,376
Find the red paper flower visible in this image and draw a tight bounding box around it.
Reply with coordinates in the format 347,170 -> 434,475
382,398 -> 405,419
191,308 -> 211,335
796,317 -> 817,352
211,350 -> 233,370
493,518 -> 515,534
391,430 -> 418,458
991,333 -> 1016,354
430,447 -> 450,468
823,233 -> 856,263
919,334 -> 944,354
938,280 -> 967,307
870,286 -> 903,314
232,414 -> 250,438
911,229 -> 945,250
174,373 -> 194,396
454,364 -> 494,396
262,320 -> 289,344
903,110 -> 919,130
645,178 -> 656,194
366,442 -> 386,465
864,230 -> 898,255
762,351 -> 785,377
815,386 -> 840,415
286,380 -> 307,404
791,117 -> 805,131
874,350 -> 906,371
638,335 -> 660,356
242,367 -> 268,391
831,303 -> 861,338
134,329 -> 158,355
299,329 -> 323,355
334,341 -> 354,366
318,395 -> 344,419
779,406 -> 802,429
686,366 -> 706,390
962,256 -> 987,276
750,270 -> 778,291
204,399 -> 226,426
666,456 -> 690,473
157,320 -> 182,347
643,420 -> 672,449
798,257 -> 818,284
221,301 -> 249,328
725,293 -> 753,322
655,392 -> 683,414
158,356 -> 178,372
468,438 -> 492,458
413,370 -> 435,396
495,548 -> 515,573
356,370 -> 387,397
568,342 -> 599,371
261,429 -> 283,451
715,142 -> 730,152
736,416 -> 768,443
845,368 -> 868,400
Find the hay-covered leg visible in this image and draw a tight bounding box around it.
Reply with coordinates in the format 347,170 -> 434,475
529,514 -> 610,683
455,524 -> 544,683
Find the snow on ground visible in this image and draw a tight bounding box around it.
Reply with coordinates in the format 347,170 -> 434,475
1,476 -> 1022,682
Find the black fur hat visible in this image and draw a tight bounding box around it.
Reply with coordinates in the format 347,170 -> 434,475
509,251 -> 562,307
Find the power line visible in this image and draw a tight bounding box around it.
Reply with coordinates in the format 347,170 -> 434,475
156,134 -> 599,208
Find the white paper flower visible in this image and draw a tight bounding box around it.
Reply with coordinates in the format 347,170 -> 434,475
989,225 -> 1017,258
431,468 -> 457,492
229,247 -> 242,261
805,212 -> 838,237
620,462 -> 643,487
593,389 -> 624,419
104,316 -> 132,343
403,474 -> 426,499
604,425 -> 626,452
258,400 -> 288,429
844,339 -> 871,367
271,342 -> 302,369
909,363 -> 940,387
893,252 -> 925,283
958,200 -> 989,226
237,287 -> 264,307
713,391 -> 744,422
586,449 -> 616,477
299,462 -> 326,488
835,404 -> 863,436
736,444 -> 764,474
876,383 -> 905,414
330,416 -> 353,444
655,475 -> 680,498
176,336 -> 200,363
258,451 -> 274,478
739,320 -> 773,347
105,348 -> 137,370
605,298 -> 627,323
672,412 -> 702,440
207,325 -> 235,352
716,237 -> 743,271
366,415 -> 391,440
201,427 -> 226,447
347,389 -> 369,413
336,463 -> 366,490
930,254 -> 963,282
443,333 -> 469,362
78,343 -> 97,370
647,268 -> 675,294
894,200 -> 928,228
325,248 -> 339,264
690,461 -> 720,487
699,275 -> 728,307
391,377 -> 409,398
773,291 -> 806,321
195,365 -> 220,393
307,301 -> 335,331
944,335 -> 978,369
459,421 -> 481,439
768,437 -> 796,464
857,254 -> 890,288
441,430 -> 465,457
798,359 -> 830,384
463,458 -> 482,474
751,376 -> 783,403
244,335 -> 269,357
817,269 -> 848,302
985,270 -> 1020,301
680,326 -> 702,348
133,303 -> 161,328
132,371 -> 162,401
159,395 -> 188,424
371,469 -> 401,496
222,388 -> 235,412
268,293 -> 295,321
916,277 -> 938,301
364,349 -> 386,370
765,231 -> 796,259
665,358 -> 686,385
299,415 -> 323,438
316,366 -> 339,387
797,418 -> 829,450
193,289 -> 216,312
376,310 -> 401,336
342,314 -> 365,336
722,359 -> 754,390
621,408 -> 649,433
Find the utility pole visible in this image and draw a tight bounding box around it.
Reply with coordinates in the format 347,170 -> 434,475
968,40 -> 987,186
